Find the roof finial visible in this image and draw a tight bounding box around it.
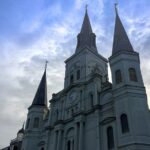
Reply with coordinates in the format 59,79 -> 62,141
45,60 -> 48,71
115,0 -> 118,14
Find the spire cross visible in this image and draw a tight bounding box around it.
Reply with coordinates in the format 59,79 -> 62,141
115,1 -> 118,14
85,4 -> 88,12
45,60 -> 48,70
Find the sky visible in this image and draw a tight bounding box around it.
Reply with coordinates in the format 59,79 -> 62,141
0,0 -> 150,148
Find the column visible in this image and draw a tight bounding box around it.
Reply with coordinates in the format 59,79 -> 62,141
81,86 -> 86,111
45,130 -> 51,150
74,123 -> 78,150
95,110 -> 100,150
79,122 -> 84,150
57,130 -> 62,150
70,139 -> 73,150
62,135 -> 66,150
94,84 -> 98,105
54,131 -> 58,150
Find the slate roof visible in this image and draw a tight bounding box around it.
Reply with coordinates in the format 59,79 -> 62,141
31,69 -> 47,107
76,9 -> 97,53
80,9 -> 93,34
112,8 -> 134,55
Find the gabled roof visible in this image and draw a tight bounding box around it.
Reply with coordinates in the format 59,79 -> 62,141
31,69 -> 47,107
112,6 -> 134,55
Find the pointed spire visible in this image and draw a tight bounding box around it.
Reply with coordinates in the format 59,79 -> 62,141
80,5 -> 93,34
76,6 -> 97,53
31,62 -> 47,107
112,3 -> 134,55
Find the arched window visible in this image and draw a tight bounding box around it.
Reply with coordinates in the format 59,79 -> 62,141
129,68 -> 137,82
67,140 -> 71,150
89,93 -> 94,107
115,69 -> 122,84
33,117 -> 39,128
90,93 -> 94,106
56,109 -> 59,120
70,74 -> 74,84
80,90 -> 82,100
107,126 -> 114,149
120,114 -> 129,133
26,118 -> 30,129
77,70 -> 80,80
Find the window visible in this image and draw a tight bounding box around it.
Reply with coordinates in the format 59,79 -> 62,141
107,126 -> 114,149
26,118 -> 30,129
13,146 -> 18,150
115,69 -> 122,84
80,90 -> 82,100
120,114 -> 129,133
129,68 -> 137,82
77,70 -> 80,80
90,93 -> 94,107
56,109 -> 59,120
33,117 -> 39,128
70,74 -> 74,84
72,140 -> 74,150
67,140 -> 71,150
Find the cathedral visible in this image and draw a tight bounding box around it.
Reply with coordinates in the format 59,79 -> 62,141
2,6 -> 150,150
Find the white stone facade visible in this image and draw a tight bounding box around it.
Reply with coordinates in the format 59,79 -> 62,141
21,9 -> 150,150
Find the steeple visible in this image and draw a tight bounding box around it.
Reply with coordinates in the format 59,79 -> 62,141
76,6 -> 97,53
80,5 -> 93,34
112,4 -> 134,55
31,63 -> 47,107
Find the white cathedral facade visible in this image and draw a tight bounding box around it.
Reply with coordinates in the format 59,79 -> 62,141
3,7 -> 150,150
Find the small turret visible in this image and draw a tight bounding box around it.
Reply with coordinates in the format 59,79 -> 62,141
22,62 -> 49,150
17,122 -> 25,135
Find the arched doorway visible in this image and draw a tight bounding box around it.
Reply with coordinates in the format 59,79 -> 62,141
13,146 -> 18,150
66,128 -> 74,150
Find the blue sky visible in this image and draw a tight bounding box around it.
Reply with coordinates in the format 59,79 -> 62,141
0,0 -> 150,148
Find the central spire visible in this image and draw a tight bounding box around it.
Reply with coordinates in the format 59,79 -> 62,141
76,7 -> 97,53
80,5 -> 93,34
